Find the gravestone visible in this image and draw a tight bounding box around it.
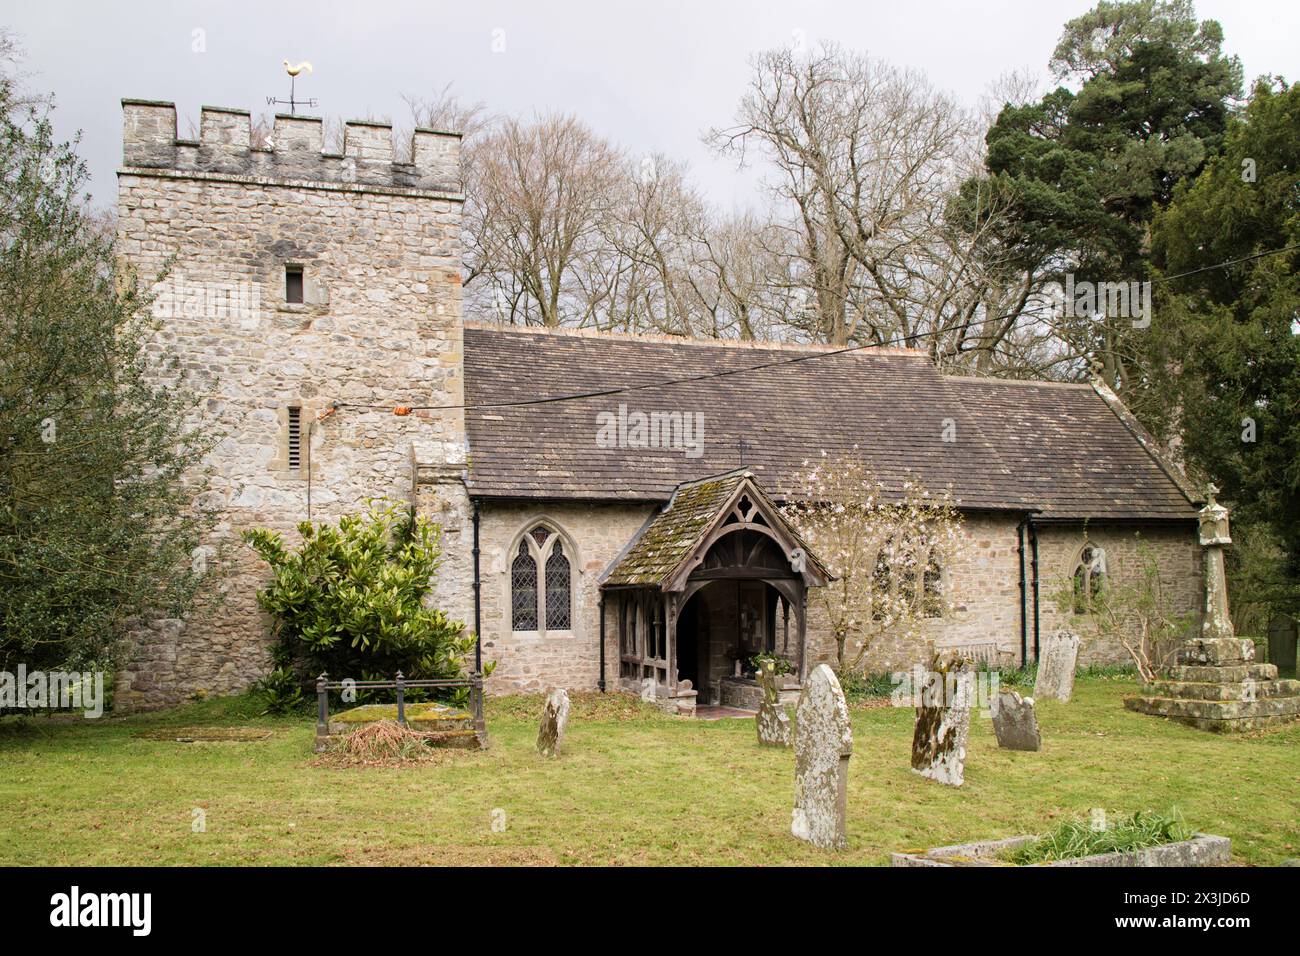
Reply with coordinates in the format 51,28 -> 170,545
910,660 -> 974,787
790,664 -> 852,849
536,688 -> 571,758
990,689 -> 1041,751
1034,630 -> 1081,702
756,661 -> 793,748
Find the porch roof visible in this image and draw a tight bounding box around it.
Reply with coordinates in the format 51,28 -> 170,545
601,469 -> 830,589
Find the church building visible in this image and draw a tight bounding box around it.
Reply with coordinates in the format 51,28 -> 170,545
113,100 -> 1205,712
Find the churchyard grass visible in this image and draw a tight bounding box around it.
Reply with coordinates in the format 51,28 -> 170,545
1,676 -> 1296,866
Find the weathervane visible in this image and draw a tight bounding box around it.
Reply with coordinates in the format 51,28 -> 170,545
267,59 -> 316,115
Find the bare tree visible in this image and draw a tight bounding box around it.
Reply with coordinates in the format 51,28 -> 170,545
464,113 -> 624,327
708,44 -> 1058,370
684,210 -> 795,340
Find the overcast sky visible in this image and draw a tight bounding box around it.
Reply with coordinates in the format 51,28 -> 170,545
6,0 -> 1298,212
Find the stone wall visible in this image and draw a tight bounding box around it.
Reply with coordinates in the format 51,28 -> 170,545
1035,522 -> 1202,667
470,500 -> 654,694
468,501 -> 1203,694
801,517 -> 1201,675
115,101 -> 464,710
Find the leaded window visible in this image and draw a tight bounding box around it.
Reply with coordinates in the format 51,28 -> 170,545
511,539 -> 538,630
921,557 -> 944,618
1072,544 -> 1106,614
545,541 -> 572,629
511,524 -> 575,634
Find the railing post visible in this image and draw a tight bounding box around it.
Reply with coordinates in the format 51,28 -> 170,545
395,670 -> 406,727
315,672 -> 329,752
471,672 -> 488,749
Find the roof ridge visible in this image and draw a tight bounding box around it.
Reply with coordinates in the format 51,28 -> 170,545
944,375 -> 1094,390
464,320 -> 927,358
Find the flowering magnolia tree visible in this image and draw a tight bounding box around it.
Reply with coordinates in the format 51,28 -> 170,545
781,455 -> 963,671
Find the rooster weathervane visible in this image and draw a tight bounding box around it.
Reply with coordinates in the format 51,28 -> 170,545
267,59 -> 317,115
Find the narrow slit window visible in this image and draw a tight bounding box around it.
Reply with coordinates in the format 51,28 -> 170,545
285,266 -> 304,304
287,407 -> 302,471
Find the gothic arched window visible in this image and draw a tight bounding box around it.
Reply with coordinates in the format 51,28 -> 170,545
511,539 -> 538,631
545,541 -> 572,630
921,556 -> 944,618
511,524 -> 576,634
1072,544 -> 1107,614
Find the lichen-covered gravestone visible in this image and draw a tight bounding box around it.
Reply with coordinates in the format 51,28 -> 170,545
910,661 -> 974,787
991,689 -> 1041,751
790,664 -> 852,850
1034,630 -> 1081,702
536,688 -> 571,758
756,661 -> 793,748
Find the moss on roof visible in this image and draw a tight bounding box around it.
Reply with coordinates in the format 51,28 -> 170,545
603,470 -> 830,589
603,471 -> 748,588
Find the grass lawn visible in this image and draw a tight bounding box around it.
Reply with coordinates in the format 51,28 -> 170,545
1,676 -> 1297,866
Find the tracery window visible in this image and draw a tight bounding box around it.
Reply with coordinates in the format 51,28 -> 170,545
511,524 -> 575,633
921,557 -> 944,619
511,540 -> 538,631
1072,543 -> 1107,614
545,541 -> 572,630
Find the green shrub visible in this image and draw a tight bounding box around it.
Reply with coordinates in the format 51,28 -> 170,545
994,663 -> 1035,690
255,666 -> 307,715
242,503 -> 482,702
835,669 -> 898,701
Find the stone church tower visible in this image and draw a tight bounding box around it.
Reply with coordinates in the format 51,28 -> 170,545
114,100 -> 471,710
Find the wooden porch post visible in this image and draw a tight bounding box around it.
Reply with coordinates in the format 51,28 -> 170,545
666,591 -> 678,695
797,584 -> 809,682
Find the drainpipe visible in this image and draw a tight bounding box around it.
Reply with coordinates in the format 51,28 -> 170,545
1017,517 -> 1028,668
598,595 -> 607,693
471,500 -> 482,675
1029,515 -> 1041,662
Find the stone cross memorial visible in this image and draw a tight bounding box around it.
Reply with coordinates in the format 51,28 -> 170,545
790,664 -> 852,850
1125,486 -> 1300,732
756,661 -> 793,748
1034,630 -> 1081,702
991,689 -> 1042,751
911,661 -> 974,787
536,688 -> 571,758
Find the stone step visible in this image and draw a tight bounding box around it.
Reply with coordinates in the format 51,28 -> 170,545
1125,693 -> 1300,722
1124,695 -> 1300,733
1165,663 -> 1277,682
1142,679 -> 1300,702
1177,637 -> 1256,665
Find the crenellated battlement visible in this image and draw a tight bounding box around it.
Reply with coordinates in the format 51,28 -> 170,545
121,99 -> 461,194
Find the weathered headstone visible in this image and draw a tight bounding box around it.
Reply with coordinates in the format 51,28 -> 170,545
790,664 -> 852,849
536,688 -> 570,758
990,689 -> 1041,751
1034,630 -> 1081,702
910,660 -> 974,787
756,661 -> 793,748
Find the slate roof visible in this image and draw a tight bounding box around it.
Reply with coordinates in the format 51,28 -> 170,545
602,471 -> 743,588
462,324 -> 1200,521
602,470 -> 831,589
